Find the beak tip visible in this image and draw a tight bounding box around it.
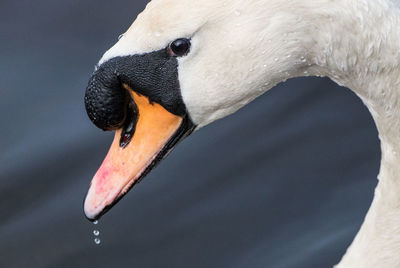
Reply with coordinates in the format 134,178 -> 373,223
85,213 -> 98,222
84,195 -> 101,222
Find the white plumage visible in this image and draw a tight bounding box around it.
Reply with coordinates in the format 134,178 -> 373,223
99,0 -> 400,266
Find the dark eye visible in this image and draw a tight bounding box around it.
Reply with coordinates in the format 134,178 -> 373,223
168,38 -> 191,57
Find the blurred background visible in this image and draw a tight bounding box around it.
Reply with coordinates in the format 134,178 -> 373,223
0,0 -> 380,267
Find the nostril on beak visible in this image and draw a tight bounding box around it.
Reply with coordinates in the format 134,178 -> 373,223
84,65 -> 129,131
120,101 -> 139,148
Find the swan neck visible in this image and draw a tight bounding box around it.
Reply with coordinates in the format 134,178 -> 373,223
304,1 -> 400,266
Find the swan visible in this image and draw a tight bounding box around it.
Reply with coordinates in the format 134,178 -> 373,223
83,0 -> 400,267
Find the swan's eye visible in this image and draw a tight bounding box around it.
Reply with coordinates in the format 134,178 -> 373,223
168,38 -> 191,57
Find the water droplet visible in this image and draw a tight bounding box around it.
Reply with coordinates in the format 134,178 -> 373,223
262,50 -> 267,55
93,220 -> 98,225
94,238 -> 101,245
274,58 -> 279,62
234,10 -> 241,16
93,230 -> 100,236
263,64 -> 267,68
118,34 -> 124,40
300,56 -> 306,63
155,31 -> 161,37
249,68 -> 254,72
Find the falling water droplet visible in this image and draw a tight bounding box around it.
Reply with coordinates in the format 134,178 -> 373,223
92,220 -> 101,245
274,58 -> 279,62
263,64 -> 267,68
234,10 -> 241,16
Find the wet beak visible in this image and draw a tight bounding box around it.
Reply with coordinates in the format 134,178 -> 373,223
84,85 -> 194,220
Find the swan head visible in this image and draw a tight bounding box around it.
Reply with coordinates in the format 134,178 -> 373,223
84,0 -> 312,220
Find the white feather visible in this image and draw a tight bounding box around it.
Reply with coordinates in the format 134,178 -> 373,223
98,0 -> 400,266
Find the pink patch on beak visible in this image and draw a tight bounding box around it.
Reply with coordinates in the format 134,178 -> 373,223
84,89 -> 184,220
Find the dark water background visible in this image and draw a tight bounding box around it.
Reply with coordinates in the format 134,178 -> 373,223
0,0 -> 380,267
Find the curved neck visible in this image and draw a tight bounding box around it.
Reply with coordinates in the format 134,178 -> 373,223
293,0 -> 400,266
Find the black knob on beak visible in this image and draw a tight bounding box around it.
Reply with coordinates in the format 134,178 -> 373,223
85,50 -> 188,132
84,61 -> 129,131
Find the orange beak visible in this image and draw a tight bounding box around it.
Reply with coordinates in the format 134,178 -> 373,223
84,85 -> 194,220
